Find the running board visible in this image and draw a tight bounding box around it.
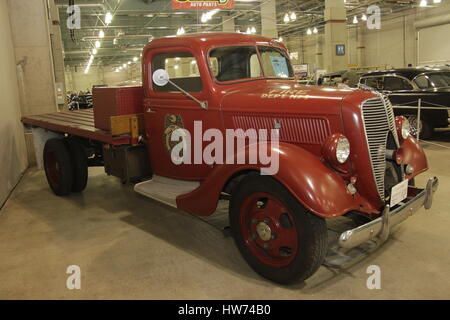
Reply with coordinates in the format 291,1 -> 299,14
134,175 -> 200,208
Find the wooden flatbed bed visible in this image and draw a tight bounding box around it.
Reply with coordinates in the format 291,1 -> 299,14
21,109 -> 132,145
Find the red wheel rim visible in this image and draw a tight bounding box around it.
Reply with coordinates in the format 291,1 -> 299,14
239,192 -> 298,267
44,150 -> 61,188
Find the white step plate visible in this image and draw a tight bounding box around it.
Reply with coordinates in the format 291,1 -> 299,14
134,175 -> 200,208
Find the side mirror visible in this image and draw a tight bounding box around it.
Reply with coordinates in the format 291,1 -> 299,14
152,69 -> 170,87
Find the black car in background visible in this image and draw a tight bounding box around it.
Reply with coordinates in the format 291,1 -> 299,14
317,69 -> 367,87
359,68 -> 450,139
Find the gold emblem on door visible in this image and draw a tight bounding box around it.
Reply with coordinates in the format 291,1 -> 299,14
163,114 -> 185,155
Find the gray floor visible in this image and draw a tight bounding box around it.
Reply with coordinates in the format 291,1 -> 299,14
0,132 -> 449,299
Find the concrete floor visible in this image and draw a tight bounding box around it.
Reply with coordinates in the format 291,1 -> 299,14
1,132 -> 449,299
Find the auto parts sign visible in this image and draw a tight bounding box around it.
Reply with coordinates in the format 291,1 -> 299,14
172,0 -> 235,10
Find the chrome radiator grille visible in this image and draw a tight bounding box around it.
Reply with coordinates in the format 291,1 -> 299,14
361,96 -> 399,199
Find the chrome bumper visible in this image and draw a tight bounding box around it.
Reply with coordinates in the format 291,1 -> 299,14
338,177 -> 439,250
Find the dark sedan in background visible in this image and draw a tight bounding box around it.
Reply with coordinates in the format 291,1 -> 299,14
359,68 -> 450,139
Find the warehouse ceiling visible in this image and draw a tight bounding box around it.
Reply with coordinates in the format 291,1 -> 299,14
56,0 -> 433,70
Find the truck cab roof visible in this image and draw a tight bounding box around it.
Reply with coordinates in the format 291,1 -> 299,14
143,33 -> 284,52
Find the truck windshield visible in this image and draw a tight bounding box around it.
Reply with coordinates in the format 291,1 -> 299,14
209,46 -> 294,82
414,72 -> 450,89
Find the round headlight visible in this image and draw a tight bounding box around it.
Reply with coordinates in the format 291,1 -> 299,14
401,119 -> 410,139
336,137 -> 351,164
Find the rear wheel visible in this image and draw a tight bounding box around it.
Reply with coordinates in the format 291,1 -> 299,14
66,138 -> 88,192
43,138 -> 74,196
229,174 -> 328,284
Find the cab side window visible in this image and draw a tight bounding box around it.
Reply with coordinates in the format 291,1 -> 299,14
152,52 -> 202,92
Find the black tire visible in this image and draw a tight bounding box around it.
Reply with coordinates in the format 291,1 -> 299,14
408,116 -> 433,140
229,174 -> 328,284
348,212 -> 372,226
43,138 -> 74,196
66,138 -> 88,192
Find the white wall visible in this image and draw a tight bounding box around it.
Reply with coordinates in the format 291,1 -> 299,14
65,63 -> 142,92
65,66 -> 104,93
0,0 -> 28,206
286,3 -> 450,71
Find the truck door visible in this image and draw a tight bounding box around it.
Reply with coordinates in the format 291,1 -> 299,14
144,49 -> 221,180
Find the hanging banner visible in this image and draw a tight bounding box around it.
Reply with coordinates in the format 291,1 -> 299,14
172,0 -> 235,10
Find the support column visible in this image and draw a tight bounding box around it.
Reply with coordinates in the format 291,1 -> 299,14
8,0 -> 58,116
48,0 -> 66,108
323,0 -> 348,72
222,15 -> 235,33
315,34 -> 324,70
260,0 -> 277,38
356,35 -> 365,67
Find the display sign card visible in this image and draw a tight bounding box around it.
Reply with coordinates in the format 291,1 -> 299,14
293,64 -> 308,77
390,179 -> 408,207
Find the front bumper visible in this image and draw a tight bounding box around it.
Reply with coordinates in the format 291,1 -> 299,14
325,177 -> 439,266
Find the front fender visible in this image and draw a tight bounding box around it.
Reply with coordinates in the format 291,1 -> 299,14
177,142 -> 369,218
396,136 -> 428,179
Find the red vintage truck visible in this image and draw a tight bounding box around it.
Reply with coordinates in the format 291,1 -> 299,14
22,33 -> 439,284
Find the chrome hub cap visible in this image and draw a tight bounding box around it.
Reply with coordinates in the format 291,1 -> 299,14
256,221 -> 272,241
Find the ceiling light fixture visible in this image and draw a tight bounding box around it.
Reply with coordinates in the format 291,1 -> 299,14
307,28 -> 312,35
284,13 -> 290,23
353,15 -> 358,24
99,30 -> 105,38
290,12 -> 297,21
105,12 -> 113,25
95,40 -> 101,48
201,9 -> 220,24
419,0 -> 427,7
313,27 -> 318,34
177,27 -> 185,35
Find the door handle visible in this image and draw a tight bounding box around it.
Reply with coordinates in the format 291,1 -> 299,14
146,108 -> 157,114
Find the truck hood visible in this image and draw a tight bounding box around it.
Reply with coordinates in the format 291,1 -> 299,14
219,80 -> 356,115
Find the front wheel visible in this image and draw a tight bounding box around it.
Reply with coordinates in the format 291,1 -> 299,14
408,116 -> 433,140
229,174 -> 328,284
